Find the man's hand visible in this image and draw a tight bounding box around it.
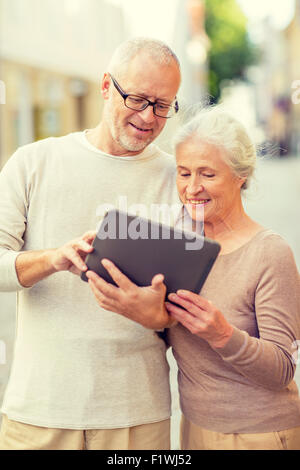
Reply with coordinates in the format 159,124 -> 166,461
86,259 -> 176,330
49,231 -> 97,275
16,231 -> 97,288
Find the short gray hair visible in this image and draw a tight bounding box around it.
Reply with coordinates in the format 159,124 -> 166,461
174,106 -> 256,190
107,37 -> 181,77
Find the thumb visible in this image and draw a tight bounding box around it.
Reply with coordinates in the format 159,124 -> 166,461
82,231 -> 97,244
151,274 -> 165,291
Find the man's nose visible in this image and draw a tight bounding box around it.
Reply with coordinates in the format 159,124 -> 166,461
137,105 -> 156,123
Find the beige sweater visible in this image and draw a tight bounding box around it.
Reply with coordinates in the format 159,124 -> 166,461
0,131 -> 180,429
168,229 -> 300,433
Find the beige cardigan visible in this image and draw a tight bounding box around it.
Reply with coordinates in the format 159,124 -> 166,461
168,229 -> 300,433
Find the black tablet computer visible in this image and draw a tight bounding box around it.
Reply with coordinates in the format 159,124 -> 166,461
81,209 -> 220,296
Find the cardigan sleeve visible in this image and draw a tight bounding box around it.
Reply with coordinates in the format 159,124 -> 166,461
213,236 -> 300,391
0,148 -> 29,292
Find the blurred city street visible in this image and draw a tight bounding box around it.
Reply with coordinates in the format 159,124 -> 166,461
1,154 -> 300,449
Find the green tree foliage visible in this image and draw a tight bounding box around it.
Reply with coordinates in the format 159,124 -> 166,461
205,0 -> 258,102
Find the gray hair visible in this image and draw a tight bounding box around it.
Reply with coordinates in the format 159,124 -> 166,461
107,37 -> 181,77
174,105 -> 257,190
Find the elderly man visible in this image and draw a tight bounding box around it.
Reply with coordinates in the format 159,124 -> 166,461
0,37 -> 181,450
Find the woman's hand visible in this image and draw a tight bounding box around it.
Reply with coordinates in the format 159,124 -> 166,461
165,290 -> 234,348
86,259 -> 176,330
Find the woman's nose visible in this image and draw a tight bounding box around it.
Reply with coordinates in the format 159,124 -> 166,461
187,180 -> 204,195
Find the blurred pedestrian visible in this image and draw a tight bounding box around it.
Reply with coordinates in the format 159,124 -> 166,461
88,106 -> 300,450
0,37 -> 181,450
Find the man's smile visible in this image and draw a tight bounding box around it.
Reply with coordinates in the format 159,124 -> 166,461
129,122 -> 152,134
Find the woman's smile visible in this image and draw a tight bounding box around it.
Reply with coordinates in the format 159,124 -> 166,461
176,137 -> 245,226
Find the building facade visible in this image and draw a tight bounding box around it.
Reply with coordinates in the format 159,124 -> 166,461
0,0 -> 127,167
285,0 -> 300,154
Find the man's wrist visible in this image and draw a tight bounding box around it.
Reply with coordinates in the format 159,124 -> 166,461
150,309 -> 177,330
16,249 -> 58,288
44,249 -> 58,274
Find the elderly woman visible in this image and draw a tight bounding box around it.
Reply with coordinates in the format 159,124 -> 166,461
87,106 -> 300,450
164,106 -> 300,450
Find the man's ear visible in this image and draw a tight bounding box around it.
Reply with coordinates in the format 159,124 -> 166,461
101,73 -> 111,100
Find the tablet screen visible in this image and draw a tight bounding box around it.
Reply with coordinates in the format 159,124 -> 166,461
81,210 -> 220,296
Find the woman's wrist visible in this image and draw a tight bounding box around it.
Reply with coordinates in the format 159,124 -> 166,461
208,324 -> 234,349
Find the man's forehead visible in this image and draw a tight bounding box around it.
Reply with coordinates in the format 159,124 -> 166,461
117,60 -> 180,100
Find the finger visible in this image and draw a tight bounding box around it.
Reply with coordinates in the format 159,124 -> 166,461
88,280 -> 112,308
172,315 -> 200,335
166,305 -> 202,334
69,266 -> 82,276
165,301 -> 193,318
176,290 -> 212,311
165,303 -> 197,326
151,274 -> 165,290
75,240 -> 94,252
88,280 -> 126,315
82,231 -> 97,243
65,247 -> 88,271
101,259 -> 135,290
88,279 -> 106,302
168,293 -> 201,317
85,270 -> 120,299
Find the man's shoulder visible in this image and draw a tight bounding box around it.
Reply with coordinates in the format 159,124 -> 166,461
13,133 -> 80,166
149,144 -> 175,168
151,144 -> 174,160
20,132 -> 76,152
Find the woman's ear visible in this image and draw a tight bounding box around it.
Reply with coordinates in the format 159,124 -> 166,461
101,73 -> 111,100
239,177 -> 247,190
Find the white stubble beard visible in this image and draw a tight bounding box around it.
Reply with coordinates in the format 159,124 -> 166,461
105,105 -> 156,153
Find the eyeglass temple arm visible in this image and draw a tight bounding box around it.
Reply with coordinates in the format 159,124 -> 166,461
109,74 -> 129,99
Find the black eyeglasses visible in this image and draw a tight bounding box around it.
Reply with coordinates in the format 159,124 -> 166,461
109,74 -> 179,119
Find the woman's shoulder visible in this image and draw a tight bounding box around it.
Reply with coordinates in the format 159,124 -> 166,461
254,228 -> 293,252
223,227 -> 298,272
253,229 -> 298,272
222,228 -> 292,259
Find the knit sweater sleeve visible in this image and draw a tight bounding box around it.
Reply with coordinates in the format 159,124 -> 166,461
0,148 -> 29,291
213,236 -> 300,391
